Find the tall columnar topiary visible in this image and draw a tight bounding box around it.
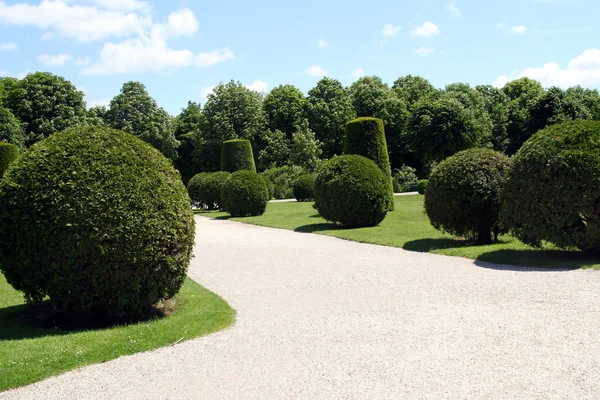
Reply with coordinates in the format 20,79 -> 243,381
344,117 -> 395,211
425,149 -> 511,244
199,171 -> 231,210
314,155 -> 389,227
0,127 -> 195,318
221,139 -> 256,173
0,142 -> 19,178
501,120 -> 600,252
221,170 -> 269,217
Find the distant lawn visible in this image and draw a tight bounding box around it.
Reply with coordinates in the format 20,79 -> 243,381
197,195 -> 600,269
0,276 -> 235,392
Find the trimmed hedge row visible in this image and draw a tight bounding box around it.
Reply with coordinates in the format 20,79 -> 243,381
293,174 -> 315,202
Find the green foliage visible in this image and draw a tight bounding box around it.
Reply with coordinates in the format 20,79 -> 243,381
0,142 -> 19,178
221,139 -> 256,172
258,129 -> 290,170
314,155 -> 389,227
174,101 -> 205,183
529,86 -> 593,134
344,117 -> 394,210
501,120 -> 600,252
261,165 -> 306,199
392,75 -> 439,108
221,170 -> 269,217
84,106 -> 108,127
187,172 -> 209,207
290,119 -> 322,171
262,175 -> 275,199
424,149 -> 510,243
444,83 -> 493,147
198,171 -> 231,210
106,81 -> 178,160
476,85 -> 510,153
393,165 -> 418,193
4,72 -> 86,146
0,126 -> 195,318
304,77 -> 356,158
293,174 -> 315,202
263,84 -> 305,137
0,106 -> 25,150
417,180 -> 428,195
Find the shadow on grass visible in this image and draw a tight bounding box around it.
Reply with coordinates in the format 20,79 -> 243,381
403,238 -> 476,252
294,223 -> 339,233
475,249 -> 599,271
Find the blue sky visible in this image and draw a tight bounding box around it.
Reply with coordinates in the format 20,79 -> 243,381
1,0 -> 599,115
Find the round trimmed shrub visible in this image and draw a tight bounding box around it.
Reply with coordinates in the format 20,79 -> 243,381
417,179 -> 429,195
187,172 -> 209,208
221,171 -> 269,217
0,127 -> 195,318
199,171 -> 231,210
293,174 -> 315,202
0,142 -> 19,178
501,120 -> 600,252
314,155 -> 389,227
221,139 -> 256,173
424,149 -> 510,244
344,117 -> 394,210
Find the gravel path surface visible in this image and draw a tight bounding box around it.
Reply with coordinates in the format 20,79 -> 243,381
3,216 -> 600,399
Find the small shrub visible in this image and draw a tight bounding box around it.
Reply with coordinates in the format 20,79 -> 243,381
0,127 -> 195,318
187,172 -> 209,208
314,155 -> 389,227
417,180 -> 429,195
261,176 -> 275,200
293,174 -> 315,202
344,117 -> 394,210
424,149 -> 510,244
501,120 -> 600,252
0,142 -> 19,178
199,171 -> 231,210
221,171 -> 270,217
261,165 -> 305,199
393,165 -> 418,193
221,139 -> 256,173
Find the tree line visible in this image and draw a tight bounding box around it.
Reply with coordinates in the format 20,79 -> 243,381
1,72 -> 600,182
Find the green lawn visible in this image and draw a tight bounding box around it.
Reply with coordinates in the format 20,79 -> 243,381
0,276 -> 235,392
198,195 -> 600,269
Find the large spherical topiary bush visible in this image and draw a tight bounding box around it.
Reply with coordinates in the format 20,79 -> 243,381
293,174 -> 315,202
314,155 -> 389,227
187,172 -> 208,208
501,120 -> 600,252
425,149 -> 510,244
199,171 -> 231,210
0,127 -> 195,318
344,117 -> 394,211
221,139 -> 256,173
221,171 -> 269,217
0,142 -> 19,178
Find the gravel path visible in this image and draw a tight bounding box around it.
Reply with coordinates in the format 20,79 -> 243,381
3,216 -> 600,399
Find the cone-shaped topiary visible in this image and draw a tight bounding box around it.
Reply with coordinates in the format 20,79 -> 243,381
187,172 -> 209,208
0,127 -> 195,318
314,155 -> 389,227
221,139 -> 256,173
293,174 -> 315,202
501,120 -> 600,252
344,117 -> 394,210
221,170 -> 270,217
199,171 -> 231,210
425,149 -> 510,244
0,142 -> 19,178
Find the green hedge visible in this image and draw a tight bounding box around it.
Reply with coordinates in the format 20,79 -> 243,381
221,170 -> 269,217
0,126 -> 195,318
425,149 -> 510,244
0,142 -> 19,178
293,174 -> 315,202
187,172 -> 209,208
221,139 -> 256,173
501,120 -> 600,252
417,179 -> 429,195
199,171 -> 231,210
314,155 -> 389,227
261,165 -> 305,199
344,117 -> 394,210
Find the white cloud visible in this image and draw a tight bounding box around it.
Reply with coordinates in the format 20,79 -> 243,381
75,56 -> 92,66
41,32 -> 54,41
317,39 -> 330,48
493,75 -> 509,88
497,23 -> 528,34
511,25 -> 527,34
306,65 -> 327,77
412,21 -> 440,37
416,47 -> 435,57
164,8 -> 198,37
200,86 -> 215,103
88,0 -> 151,13
448,2 -> 461,17
195,48 -> 234,67
382,23 -> 401,37
86,97 -> 111,108
38,53 -> 72,66
0,41 -> 17,51
352,68 -> 365,78
494,48 -> 600,88
245,80 -> 268,93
